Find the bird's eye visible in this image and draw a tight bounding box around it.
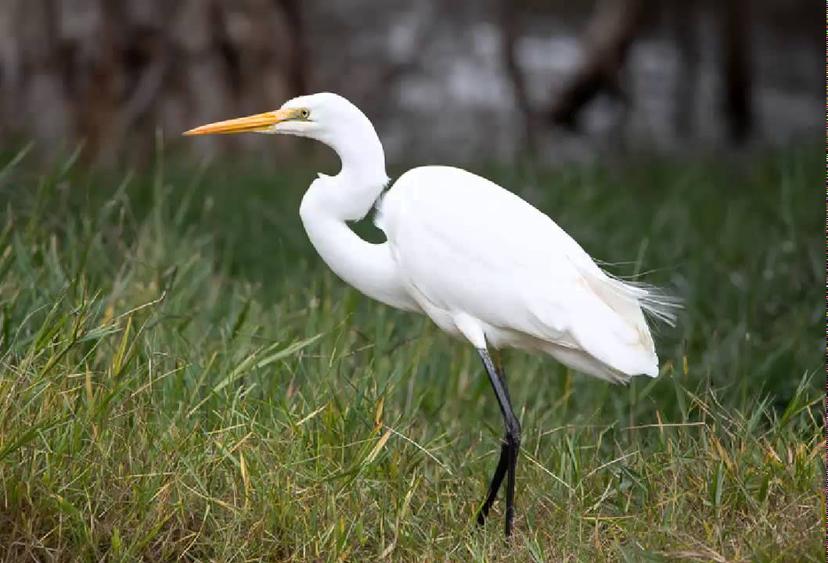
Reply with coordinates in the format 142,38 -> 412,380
300,109 -> 310,119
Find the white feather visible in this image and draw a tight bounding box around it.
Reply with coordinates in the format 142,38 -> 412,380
377,165 -> 675,382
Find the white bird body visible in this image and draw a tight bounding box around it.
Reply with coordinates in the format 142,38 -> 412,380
184,92 -> 675,536
377,165 -> 660,382
300,163 -> 662,382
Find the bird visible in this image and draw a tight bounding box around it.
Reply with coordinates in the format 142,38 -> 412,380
183,92 -> 676,538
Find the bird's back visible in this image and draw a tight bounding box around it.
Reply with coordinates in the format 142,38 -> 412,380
377,166 -> 673,382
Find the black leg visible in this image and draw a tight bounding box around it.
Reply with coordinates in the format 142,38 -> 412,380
475,350 -> 511,525
476,442 -> 508,525
477,348 -> 521,538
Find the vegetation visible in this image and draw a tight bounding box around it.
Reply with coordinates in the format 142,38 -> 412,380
0,146 -> 822,561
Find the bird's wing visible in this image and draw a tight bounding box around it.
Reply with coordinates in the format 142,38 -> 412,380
377,166 -> 660,377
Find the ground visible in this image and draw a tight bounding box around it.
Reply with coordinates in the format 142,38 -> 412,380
0,146 -> 822,561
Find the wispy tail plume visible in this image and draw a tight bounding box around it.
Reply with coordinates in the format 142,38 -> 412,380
616,279 -> 682,326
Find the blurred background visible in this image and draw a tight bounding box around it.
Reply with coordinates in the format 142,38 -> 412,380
0,0 -> 821,165
0,2 -> 823,558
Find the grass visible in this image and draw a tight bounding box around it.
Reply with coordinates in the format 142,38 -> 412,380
0,144 -> 822,561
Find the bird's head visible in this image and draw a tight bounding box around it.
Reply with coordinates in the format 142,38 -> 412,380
184,92 -> 388,189
183,92 -> 371,146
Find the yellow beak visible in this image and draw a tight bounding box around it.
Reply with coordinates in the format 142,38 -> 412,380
182,108 -> 300,136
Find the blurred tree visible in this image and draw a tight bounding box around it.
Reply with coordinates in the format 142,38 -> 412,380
719,0 -> 752,142
0,0 -> 814,163
276,0 -> 309,96
498,0 -> 538,157
0,0 -> 307,163
519,0 -> 755,144
671,0 -> 700,138
545,0 -> 649,130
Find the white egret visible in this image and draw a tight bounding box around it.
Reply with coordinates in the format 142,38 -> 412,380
184,92 -> 676,538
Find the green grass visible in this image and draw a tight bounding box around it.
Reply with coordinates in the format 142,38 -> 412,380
0,145 -> 822,561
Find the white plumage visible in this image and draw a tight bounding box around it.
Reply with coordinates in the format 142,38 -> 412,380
377,165 -> 669,382
184,91 -> 677,537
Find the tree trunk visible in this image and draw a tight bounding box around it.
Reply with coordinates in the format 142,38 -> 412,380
720,0 -> 752,142
498,0 -> 537,158
546,0 -> 648,129
671,0 -> 700,137
0,0 -> 306,163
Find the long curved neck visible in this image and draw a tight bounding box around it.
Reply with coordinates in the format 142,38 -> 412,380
298,126 -> 419,312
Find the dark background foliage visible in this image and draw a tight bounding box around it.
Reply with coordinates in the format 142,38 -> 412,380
0,0 -> 820,164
